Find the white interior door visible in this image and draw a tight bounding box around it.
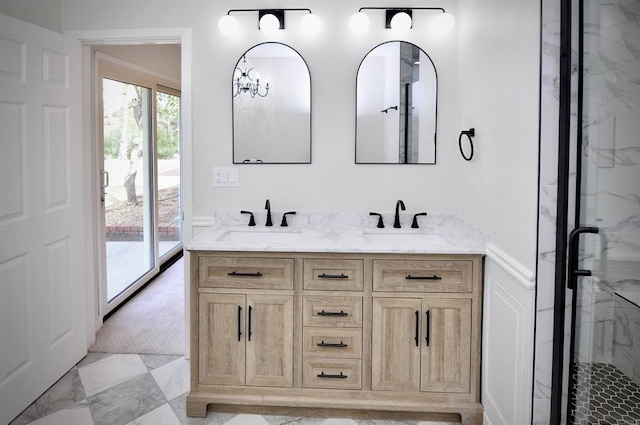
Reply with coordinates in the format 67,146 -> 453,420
0,13 -> 87,424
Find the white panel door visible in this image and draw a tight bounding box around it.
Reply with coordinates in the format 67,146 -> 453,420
0,13 -> 87,424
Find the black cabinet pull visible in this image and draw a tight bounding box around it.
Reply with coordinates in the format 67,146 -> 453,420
228,271 -> 263,277
237,306 -> 242,341
406,275 -> 442,280
425,310 -> 430,346
317,310 -> 348,317
318,273 -> 349,279
415,310 -> 420,347
248,306 -> 253,341
317,341 -> 348,348
317,372 -> 347,379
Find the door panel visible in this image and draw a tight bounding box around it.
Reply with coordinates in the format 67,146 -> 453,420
0,13 -> 86,425
198,293 -> 246,386
246,294 -> 294,388
371,297 -> 422,391
421,298 -> 471,393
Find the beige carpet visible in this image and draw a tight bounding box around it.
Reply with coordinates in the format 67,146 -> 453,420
89,257 -> 185,355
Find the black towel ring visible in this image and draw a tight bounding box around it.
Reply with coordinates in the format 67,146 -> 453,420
458,128 -> 475,161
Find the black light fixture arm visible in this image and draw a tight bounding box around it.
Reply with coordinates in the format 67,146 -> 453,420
224,8 -> 313,30
358,7 -> 446,13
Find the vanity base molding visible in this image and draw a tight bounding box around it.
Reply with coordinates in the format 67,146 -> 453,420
188,251 -> 484,425
186,391 -> 483,425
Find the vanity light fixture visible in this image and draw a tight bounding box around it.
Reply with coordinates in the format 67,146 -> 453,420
233,55 -> 269,98
349,7 -> 455,35
218,9 -> 321,36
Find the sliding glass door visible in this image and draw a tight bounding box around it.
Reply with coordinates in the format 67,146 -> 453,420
99,57 -> 182,313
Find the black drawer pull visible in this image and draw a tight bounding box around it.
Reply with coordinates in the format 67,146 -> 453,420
318,273 -> 349,279
317,310 -> 348,317
228,271 -> 263,277
317,372 -> 347,379
406,274 -> 442,280
317,341 -> 348,348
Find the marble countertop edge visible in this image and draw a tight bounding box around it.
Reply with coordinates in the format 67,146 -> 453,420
185,212 -> 488,255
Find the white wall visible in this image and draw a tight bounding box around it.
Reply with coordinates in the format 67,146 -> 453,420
455,2 -> 541,424
94,45 -> 182,82
456,1 -> 541,272
59,0 -> 461,221
0,0 -> 62,32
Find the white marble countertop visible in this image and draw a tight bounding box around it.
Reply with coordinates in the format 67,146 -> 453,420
186,212 -> 488,255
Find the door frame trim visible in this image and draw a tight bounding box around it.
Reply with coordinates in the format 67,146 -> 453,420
66,28 -> 192,354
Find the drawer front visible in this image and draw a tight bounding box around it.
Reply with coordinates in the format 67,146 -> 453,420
303,328 -> 362,358
303,259 -> 364,291
303,296 -> 363,328
373,259 -> 473,293
198,256 -> 294,290
303,358 -> 362,390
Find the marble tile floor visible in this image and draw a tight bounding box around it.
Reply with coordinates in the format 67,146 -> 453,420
9,352 -> 460,425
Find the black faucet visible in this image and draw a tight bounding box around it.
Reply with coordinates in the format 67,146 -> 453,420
369,212 -> 384,228
411,212 -> 427,228
394,200 -> 406,228
280,211 -> 296,227
265,199 -> 273,226
240,210 -> 256,226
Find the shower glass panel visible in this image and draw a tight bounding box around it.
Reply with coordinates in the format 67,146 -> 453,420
568,1 -> 640,423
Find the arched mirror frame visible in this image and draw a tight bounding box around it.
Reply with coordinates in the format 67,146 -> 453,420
232,42 -> 312,164
355,40 -> 438,165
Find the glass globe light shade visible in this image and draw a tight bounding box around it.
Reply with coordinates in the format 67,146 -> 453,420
259,13 -> 281,34
301,13 -> 321,35
349,12 -> 370,34
390,12 -> 412,32
431,12 -> 455,35
218,15 -> 239,37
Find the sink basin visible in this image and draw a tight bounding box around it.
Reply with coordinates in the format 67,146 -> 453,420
216,229 -> 305,244
362,231 -> 445,245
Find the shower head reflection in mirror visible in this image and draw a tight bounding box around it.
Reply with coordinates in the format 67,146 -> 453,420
232,42 -> 311,164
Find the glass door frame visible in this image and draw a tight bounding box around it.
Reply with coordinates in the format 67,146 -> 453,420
550,0 -> 580,422
96,52 -> 182,315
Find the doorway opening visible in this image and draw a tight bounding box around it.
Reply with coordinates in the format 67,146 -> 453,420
96,45 -> 183,314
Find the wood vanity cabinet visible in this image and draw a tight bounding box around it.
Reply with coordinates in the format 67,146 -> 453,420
188,251 -> 484,425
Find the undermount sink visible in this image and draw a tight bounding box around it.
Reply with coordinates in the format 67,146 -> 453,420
216,228 -> 306,244
362,230 -> 445,245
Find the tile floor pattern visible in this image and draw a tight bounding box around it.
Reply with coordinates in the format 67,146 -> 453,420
9,353 -> 460,425
570,362 -> 640,425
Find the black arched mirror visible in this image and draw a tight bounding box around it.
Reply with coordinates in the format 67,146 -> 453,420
232,42 -> 311,164
355,41 -> 437,164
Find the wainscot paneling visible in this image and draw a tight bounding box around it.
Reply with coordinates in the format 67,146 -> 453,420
483,243 -> 536,425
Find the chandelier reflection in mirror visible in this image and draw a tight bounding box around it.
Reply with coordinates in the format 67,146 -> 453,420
233,55 -> 269,98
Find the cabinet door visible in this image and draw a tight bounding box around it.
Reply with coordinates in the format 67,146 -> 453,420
246,294 -> 294,387
371,298 -> 422,391
421,298 -> 472,393
198,293 -> 246,386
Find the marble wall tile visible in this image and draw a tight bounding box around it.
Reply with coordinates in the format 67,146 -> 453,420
613,293 -> 640,385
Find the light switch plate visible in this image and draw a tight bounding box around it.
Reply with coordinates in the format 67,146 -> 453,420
212,167 -> 239,187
